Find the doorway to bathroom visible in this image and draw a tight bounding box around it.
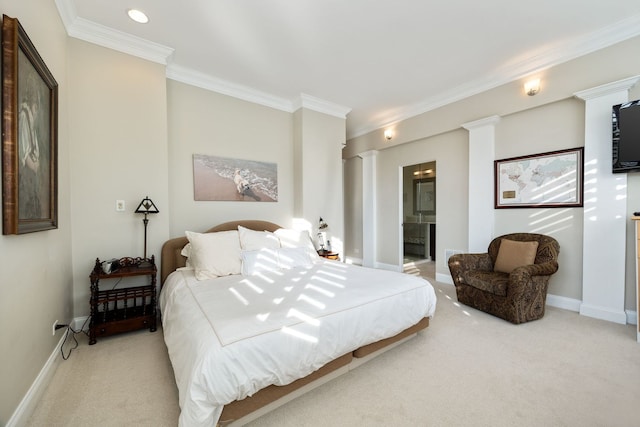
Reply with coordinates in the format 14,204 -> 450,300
402,161 -> 436,266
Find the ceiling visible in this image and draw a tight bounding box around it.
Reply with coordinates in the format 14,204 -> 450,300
55,0 -> 640,139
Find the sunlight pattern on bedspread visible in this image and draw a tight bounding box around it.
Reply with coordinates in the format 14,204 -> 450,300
159,259 -> 436,427
183,260 -> 427,346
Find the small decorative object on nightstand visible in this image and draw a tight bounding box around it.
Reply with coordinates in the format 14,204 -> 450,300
317,249 -> 339,260
89,256 -> 157,345
134,196 -> 159,263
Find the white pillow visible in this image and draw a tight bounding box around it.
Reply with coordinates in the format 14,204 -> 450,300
274,228 -> 320,261
180,243 -> 193,269
185,230 -> 242,280
241,248 -> 281,276
277,247 -> 314,269
238,225 -> 281,251
181,243 -> 191,258
241,247 -> 313,276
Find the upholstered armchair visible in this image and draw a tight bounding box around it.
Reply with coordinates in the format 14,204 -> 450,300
448,233 -> 560,324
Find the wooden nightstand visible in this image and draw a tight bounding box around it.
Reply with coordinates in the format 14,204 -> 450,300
317,250 -> 339,260
89,256 -> 157,345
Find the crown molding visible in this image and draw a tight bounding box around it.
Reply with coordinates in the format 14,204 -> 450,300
53,0 -> 75,29
166,66 -> 354,118
166,65 -> 355,118
70,17 -> 174,65
348,13 -> 640,140
55,1 -> 347,117
166,64 -> 293,112
293,93 -> 352,119
55,0 -> 640,137
55,0 -> 173,65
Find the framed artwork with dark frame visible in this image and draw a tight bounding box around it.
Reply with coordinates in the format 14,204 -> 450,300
2,15 -> 58,234
494,147 -> 584,209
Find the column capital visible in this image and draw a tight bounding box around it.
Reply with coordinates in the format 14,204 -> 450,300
461,115 -> 501,131
293,93 -> 352,118
358,150 -> 379,159
574,75 -> 640,101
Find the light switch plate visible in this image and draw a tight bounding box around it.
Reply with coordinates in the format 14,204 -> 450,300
116,200 -> 125,211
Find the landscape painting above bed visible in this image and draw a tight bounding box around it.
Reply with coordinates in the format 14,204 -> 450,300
193,154 -> 278,202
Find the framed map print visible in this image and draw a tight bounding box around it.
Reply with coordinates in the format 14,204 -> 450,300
494,147 -> 584,209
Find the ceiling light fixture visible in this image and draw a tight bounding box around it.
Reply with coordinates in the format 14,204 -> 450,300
524,78 -> 540,96
127,9 -> 149,24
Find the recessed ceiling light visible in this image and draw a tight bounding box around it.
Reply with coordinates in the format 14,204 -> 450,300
127,9 -> 149,24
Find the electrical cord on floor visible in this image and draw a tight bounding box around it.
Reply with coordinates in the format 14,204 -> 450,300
58,316 -> 90,360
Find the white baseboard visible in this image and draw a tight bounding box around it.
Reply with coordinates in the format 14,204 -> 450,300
579,303 -> 628,325
343,256 -> 362,266
546,294 -> 581,312
332,261 -> 638,327
435,272 -> 453,284
542,296 -> 637,326
73,315 -> 90,331
6,333 -> 66,427
625,309 -> 637,326
433,273 -> 638,325
7,316 -> 91,426
375,262 -> 402,272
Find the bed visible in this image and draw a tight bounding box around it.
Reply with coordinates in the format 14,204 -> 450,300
159,220 -> 437,426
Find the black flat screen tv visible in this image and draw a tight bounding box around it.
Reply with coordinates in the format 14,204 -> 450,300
612,99 -> 640,173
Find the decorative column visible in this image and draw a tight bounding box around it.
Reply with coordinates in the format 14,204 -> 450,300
462,116 -> 500,252
292,96 -> 350,256
359,150 -> 378,268
574,76 -> 640,324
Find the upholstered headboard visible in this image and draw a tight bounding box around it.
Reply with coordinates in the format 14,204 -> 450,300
160,220 -> 282,285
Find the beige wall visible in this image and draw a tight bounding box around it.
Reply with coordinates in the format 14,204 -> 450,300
68,39 -> 170,316
167,80 -> 294,235
376,130 -> 469,273
344,35 -> 640,310
0,0 -> 71,424
494,98 -> 585,300
166,81 -> 346,251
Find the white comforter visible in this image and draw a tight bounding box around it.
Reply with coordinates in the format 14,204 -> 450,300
160,260 -> 436,426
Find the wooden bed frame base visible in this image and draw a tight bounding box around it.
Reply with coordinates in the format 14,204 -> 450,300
160,220 -> 431,427
219,317 -> 429,426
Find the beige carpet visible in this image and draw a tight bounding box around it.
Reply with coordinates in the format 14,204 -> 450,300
27,261 -> 639,426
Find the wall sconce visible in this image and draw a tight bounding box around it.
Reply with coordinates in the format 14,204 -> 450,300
135,196 -> 159,260
384,129 -> 394,140
524,79 -> 540,96
127,9 -> 149,24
